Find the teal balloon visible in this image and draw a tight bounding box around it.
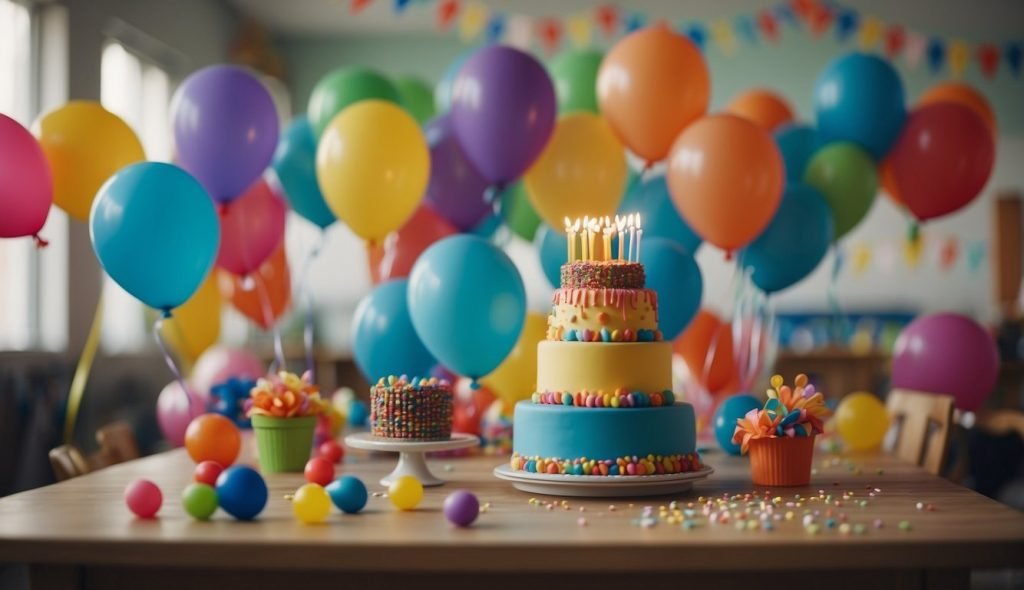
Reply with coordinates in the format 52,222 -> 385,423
90,162 -> 219,312
471,212 -> 502,239
435,52 -> 471,114
714,394 -> 762,455
638,238 -> 703,340
307,67 -> 399,138
548,49 -> 603,113
272,117 -> 334,229
741,183 -> 834,294
803,142 -> 878,240
774,124 -> 822,181
619,175 -> 701,254
394,75 -> 436,125
537,224 -> 566,288
408,235 -> 526,379
351,279 -> 435,382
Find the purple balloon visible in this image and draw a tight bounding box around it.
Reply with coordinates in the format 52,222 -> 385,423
449,46 -> 556,186
423,116 -> 491,231
172,66 -> 279,203
892,313 -> 999,411
443,489 -> 480,527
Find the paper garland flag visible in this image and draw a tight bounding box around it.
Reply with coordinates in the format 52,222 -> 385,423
505,14 -> 532,49
904,31 -> 927,69
567,13 -> 592,48
757,10 -> 779,43
1006,42 -> 1023,76
686,22 -> 708,52
394,0 -> 412,14
884,24 -> 906,58
851,243 -> 871,275
485,13 -> 506,43
734,14 -> 758,45
712,18 -> 737,55
858,16 -> 882,50
775,4 -> 798,27
927,37 -> 946,72
351,0 -> 373,14
835,9 -> 858,43
437,0 -> 459,30
808,3 -> 834,37
595,4 -> 618,38
624,11 -> 646,33
978,44 -> 1000,79
939,237 -> 959,271
966,240 -> 986,274
539,18 -> 563,55
948,40 -> 970,77
458,2 -> 486,42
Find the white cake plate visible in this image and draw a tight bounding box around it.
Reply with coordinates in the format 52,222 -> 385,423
345,432 -> 480,487
493,463 -> 714,498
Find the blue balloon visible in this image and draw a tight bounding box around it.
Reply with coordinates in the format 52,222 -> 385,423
408,235 -> 526,379
348,399 -> 369,426
814,53 -> 906,159
774,124 -> 822,181
90,162 -> 219,312
740,183 -> 834,294
470,212 -> 502,238
272,117 -> 334,229
638,238 -> 702,340
618,175 -> 701,254
326,475 -> 368,514
351,279 -> 435,382
536,224 -> 566,289
215,465 -> 268,521
714,394 -> 762,455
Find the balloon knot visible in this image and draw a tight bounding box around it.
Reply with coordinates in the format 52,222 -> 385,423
218,203 -> 230,217
33,234 -> 49,249
470,379 -> 481,391
907,221 -> 920,245
724,250 -> 734,262
160,308 -> 173,319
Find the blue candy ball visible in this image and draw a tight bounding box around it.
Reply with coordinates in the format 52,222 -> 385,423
713,394 -> 763,456
215,465 -> 268,521
348,399 -> 370,426
326,475 -> 368,514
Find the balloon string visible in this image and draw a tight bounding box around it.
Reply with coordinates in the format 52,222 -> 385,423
827,246 -> 850,346
33,234 -> 48,248
298,231 -> 326,382
153,312 -> 193,413
252,271 -> 287,373
63,294 -> 104,445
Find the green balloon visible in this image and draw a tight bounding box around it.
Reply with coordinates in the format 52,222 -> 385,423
394,76 -> 436,126
307,67 -> 400,139
548,50 -> 603,114
500,182 -> 542,241
182,483 -> 218,521
803,143 -> 878,240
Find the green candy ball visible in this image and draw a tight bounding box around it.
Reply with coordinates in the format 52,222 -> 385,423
181,483 -> 218,521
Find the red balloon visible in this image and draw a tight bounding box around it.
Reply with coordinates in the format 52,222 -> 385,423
885,103 -> 994,222
218,244 -> 291,329
452,378 -> 497,436
217,176 -> 286,276
367,204 -> 458,285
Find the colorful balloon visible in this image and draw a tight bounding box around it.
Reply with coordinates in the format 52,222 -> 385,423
272,117 -> 334,229
0,114 -> 51,239
835,392 -> 890,452
450,45 -> 556,185
408,235 -> 526,379
185,413 -> 241,466
481,312 -> 547,404
326,475 -> 368,514
884,103 -> 994,222
435,52 -> 471,114
190,346 -> 264,401
548,49 -> 603,113
674,309 -> 736,395
713,394 -> 762,455
452,378 -> 497,436
639,238 -> 703,340
307,67 -> 400,139
537,225 -> 567,289
892,313 -> 1000,411
499,181 -> 542,241
216,465 -> 268,521
725,89 -> 795,132
124,479 -> 162,519
524,113 -> 628,229
740,183 -> 834,294
156,381 -> 206,448
813,53 -> 906,159
292,483 -> 332,524
394,75 -> 436,125
667,114 -> 784,255
90,162 -> 219,311
803,142 -> 878,240
597,25 -> 709,164
171,66 -> 279,202
351,278 -> 435,382
194,461 -> 224,486
35,101 -> 144,221
317,100 -> 428,243
388,475 -> 423,511
216,177 -> 286,277
422,115 -> 490,231
218,244 -> 291,329
918,82 -> 995,136
159,273 -> 221,363
774,124 -> 822,182
618,175 -> 701,255
367,204 -> 458,284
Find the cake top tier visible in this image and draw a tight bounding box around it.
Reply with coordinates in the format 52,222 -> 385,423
561,214 -> 645,288
373,375 -> 451,394
560,260 -> 645,289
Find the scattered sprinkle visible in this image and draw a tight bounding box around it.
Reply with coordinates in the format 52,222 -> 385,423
577,517 -> 588,527
899,520 -> 912,531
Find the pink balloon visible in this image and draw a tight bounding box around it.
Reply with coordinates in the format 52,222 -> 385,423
892,313 -> 1000,411
0,114 -> 52,239
190,345 -> 265,399
156,381 -> 206,447
216,175 -> 286,276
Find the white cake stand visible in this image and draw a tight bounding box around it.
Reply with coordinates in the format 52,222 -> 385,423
345,432 -> 480,487
493,464 -> 714,497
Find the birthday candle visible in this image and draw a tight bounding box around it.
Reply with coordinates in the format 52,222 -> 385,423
628,214 -> 636,262
602,226 -> 614,262
588,219 -> 598,262
616,216 -> 626,261
564,217 -> 573,262
635,214 -> 642,263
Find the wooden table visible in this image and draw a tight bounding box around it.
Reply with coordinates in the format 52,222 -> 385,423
1,440 -> 1022,590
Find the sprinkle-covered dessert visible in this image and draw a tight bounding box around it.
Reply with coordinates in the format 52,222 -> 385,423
370,375 -> 453,441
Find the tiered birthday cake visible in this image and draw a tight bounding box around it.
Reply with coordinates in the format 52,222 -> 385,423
510,216 -> 701,477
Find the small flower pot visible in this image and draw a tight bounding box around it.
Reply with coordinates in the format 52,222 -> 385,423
748,435 -> 816,487
251,415 -> 317,473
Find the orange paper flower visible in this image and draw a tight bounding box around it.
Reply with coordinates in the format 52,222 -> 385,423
247,371 -> 326,418
732,373 -> 831,454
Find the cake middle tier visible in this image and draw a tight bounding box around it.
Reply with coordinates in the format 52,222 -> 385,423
536,341 -> 672,393
546,288 -> 661,342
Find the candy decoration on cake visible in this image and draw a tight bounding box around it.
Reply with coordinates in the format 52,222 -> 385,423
370,375 -> 453,441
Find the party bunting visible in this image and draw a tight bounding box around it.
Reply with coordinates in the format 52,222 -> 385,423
567,14 -> 592,49
505,14 -> 532,49
884,24 -> 906,58
458,2 -> 487,42
904,31 -> 927,69
595,4 -> 618,38
857,16 -> 882,51
734,14 -> 758,45
485,12 -> 506,43
757,9 -> 779,43
685,22 -> 708,52
712,18 -> 737,55
835,9 -> 858,43
927,37 -> 946,73
538,18 -> 563,55
436,0 -> 458,30
978,44 -> 1000,79
948,40 -> 970,78
623,11 -> 646,34
351,0 -> 373,15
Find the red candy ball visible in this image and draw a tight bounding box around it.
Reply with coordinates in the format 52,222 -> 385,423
319,440 -> 344,464
194,460 -> 224,486
124,479 -> 162,518
304,457 -> 335,486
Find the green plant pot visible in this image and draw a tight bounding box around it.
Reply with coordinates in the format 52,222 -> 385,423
252,415 -> 317,473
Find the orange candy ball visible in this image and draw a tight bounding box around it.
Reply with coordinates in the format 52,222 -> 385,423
184,413 -> 241,466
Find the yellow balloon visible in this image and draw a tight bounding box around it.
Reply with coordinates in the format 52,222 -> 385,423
34,101 -> 145,221
524,113 -> 628,229
316,100 -> 428,243
835,391 -> 890,452
292,484 -> 332,524
162,273 -> 221,365
482,312 -> 547,404
388,475 -> 423,511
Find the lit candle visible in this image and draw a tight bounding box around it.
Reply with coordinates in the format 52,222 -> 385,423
627,214 -> 636,262
616,215 -> 626,261
564,217 -> 573,262
635,214 -> 643,262
603,226 -> 614,262
588,219 -> 598,262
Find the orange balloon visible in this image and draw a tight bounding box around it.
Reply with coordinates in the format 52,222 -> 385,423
367,204 -> 457,285
218,244 -> 291,330
597,25 -> 709,164
918,82 -> 996,137
879,160 -> 903,206
666,114 -> 784,255
673,309 -> 736,394
724,89 -> 795,132
184,413 -> 241,466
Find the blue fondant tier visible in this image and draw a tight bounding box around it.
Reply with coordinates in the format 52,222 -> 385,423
513,401 -> 696,460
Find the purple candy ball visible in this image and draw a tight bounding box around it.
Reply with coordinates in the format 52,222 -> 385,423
443,490 -> 480,528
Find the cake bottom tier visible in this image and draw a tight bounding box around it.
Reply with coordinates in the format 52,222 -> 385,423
511,401 -> 699,476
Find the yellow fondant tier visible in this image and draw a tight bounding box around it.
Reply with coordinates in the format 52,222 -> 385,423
545,288 -> 660,342
536,341 -> 672,394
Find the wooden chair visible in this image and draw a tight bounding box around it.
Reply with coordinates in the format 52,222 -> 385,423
885,389 -> 955,475
48,445 -> 91,482
95,421 -> 139,466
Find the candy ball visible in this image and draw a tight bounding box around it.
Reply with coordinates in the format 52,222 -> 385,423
304,457 -> 335,486
124,479 -> 162,518
319,440 -> 344,464
292,483 -> 332,524
326,475 -> 368,514
443,490 -> 480,527
215,465 -> 268,520
713,394 -> 762,455
388,475 -> 423,511
181,483 -> 218,520
194,460 -> 224,486
184,413 -> 241,466
835,391 -> 891,452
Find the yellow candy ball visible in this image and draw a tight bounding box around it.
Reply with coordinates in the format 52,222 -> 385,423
388,475 -> 424,511
835,391 -> 890,452
292,483 -> 332,524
